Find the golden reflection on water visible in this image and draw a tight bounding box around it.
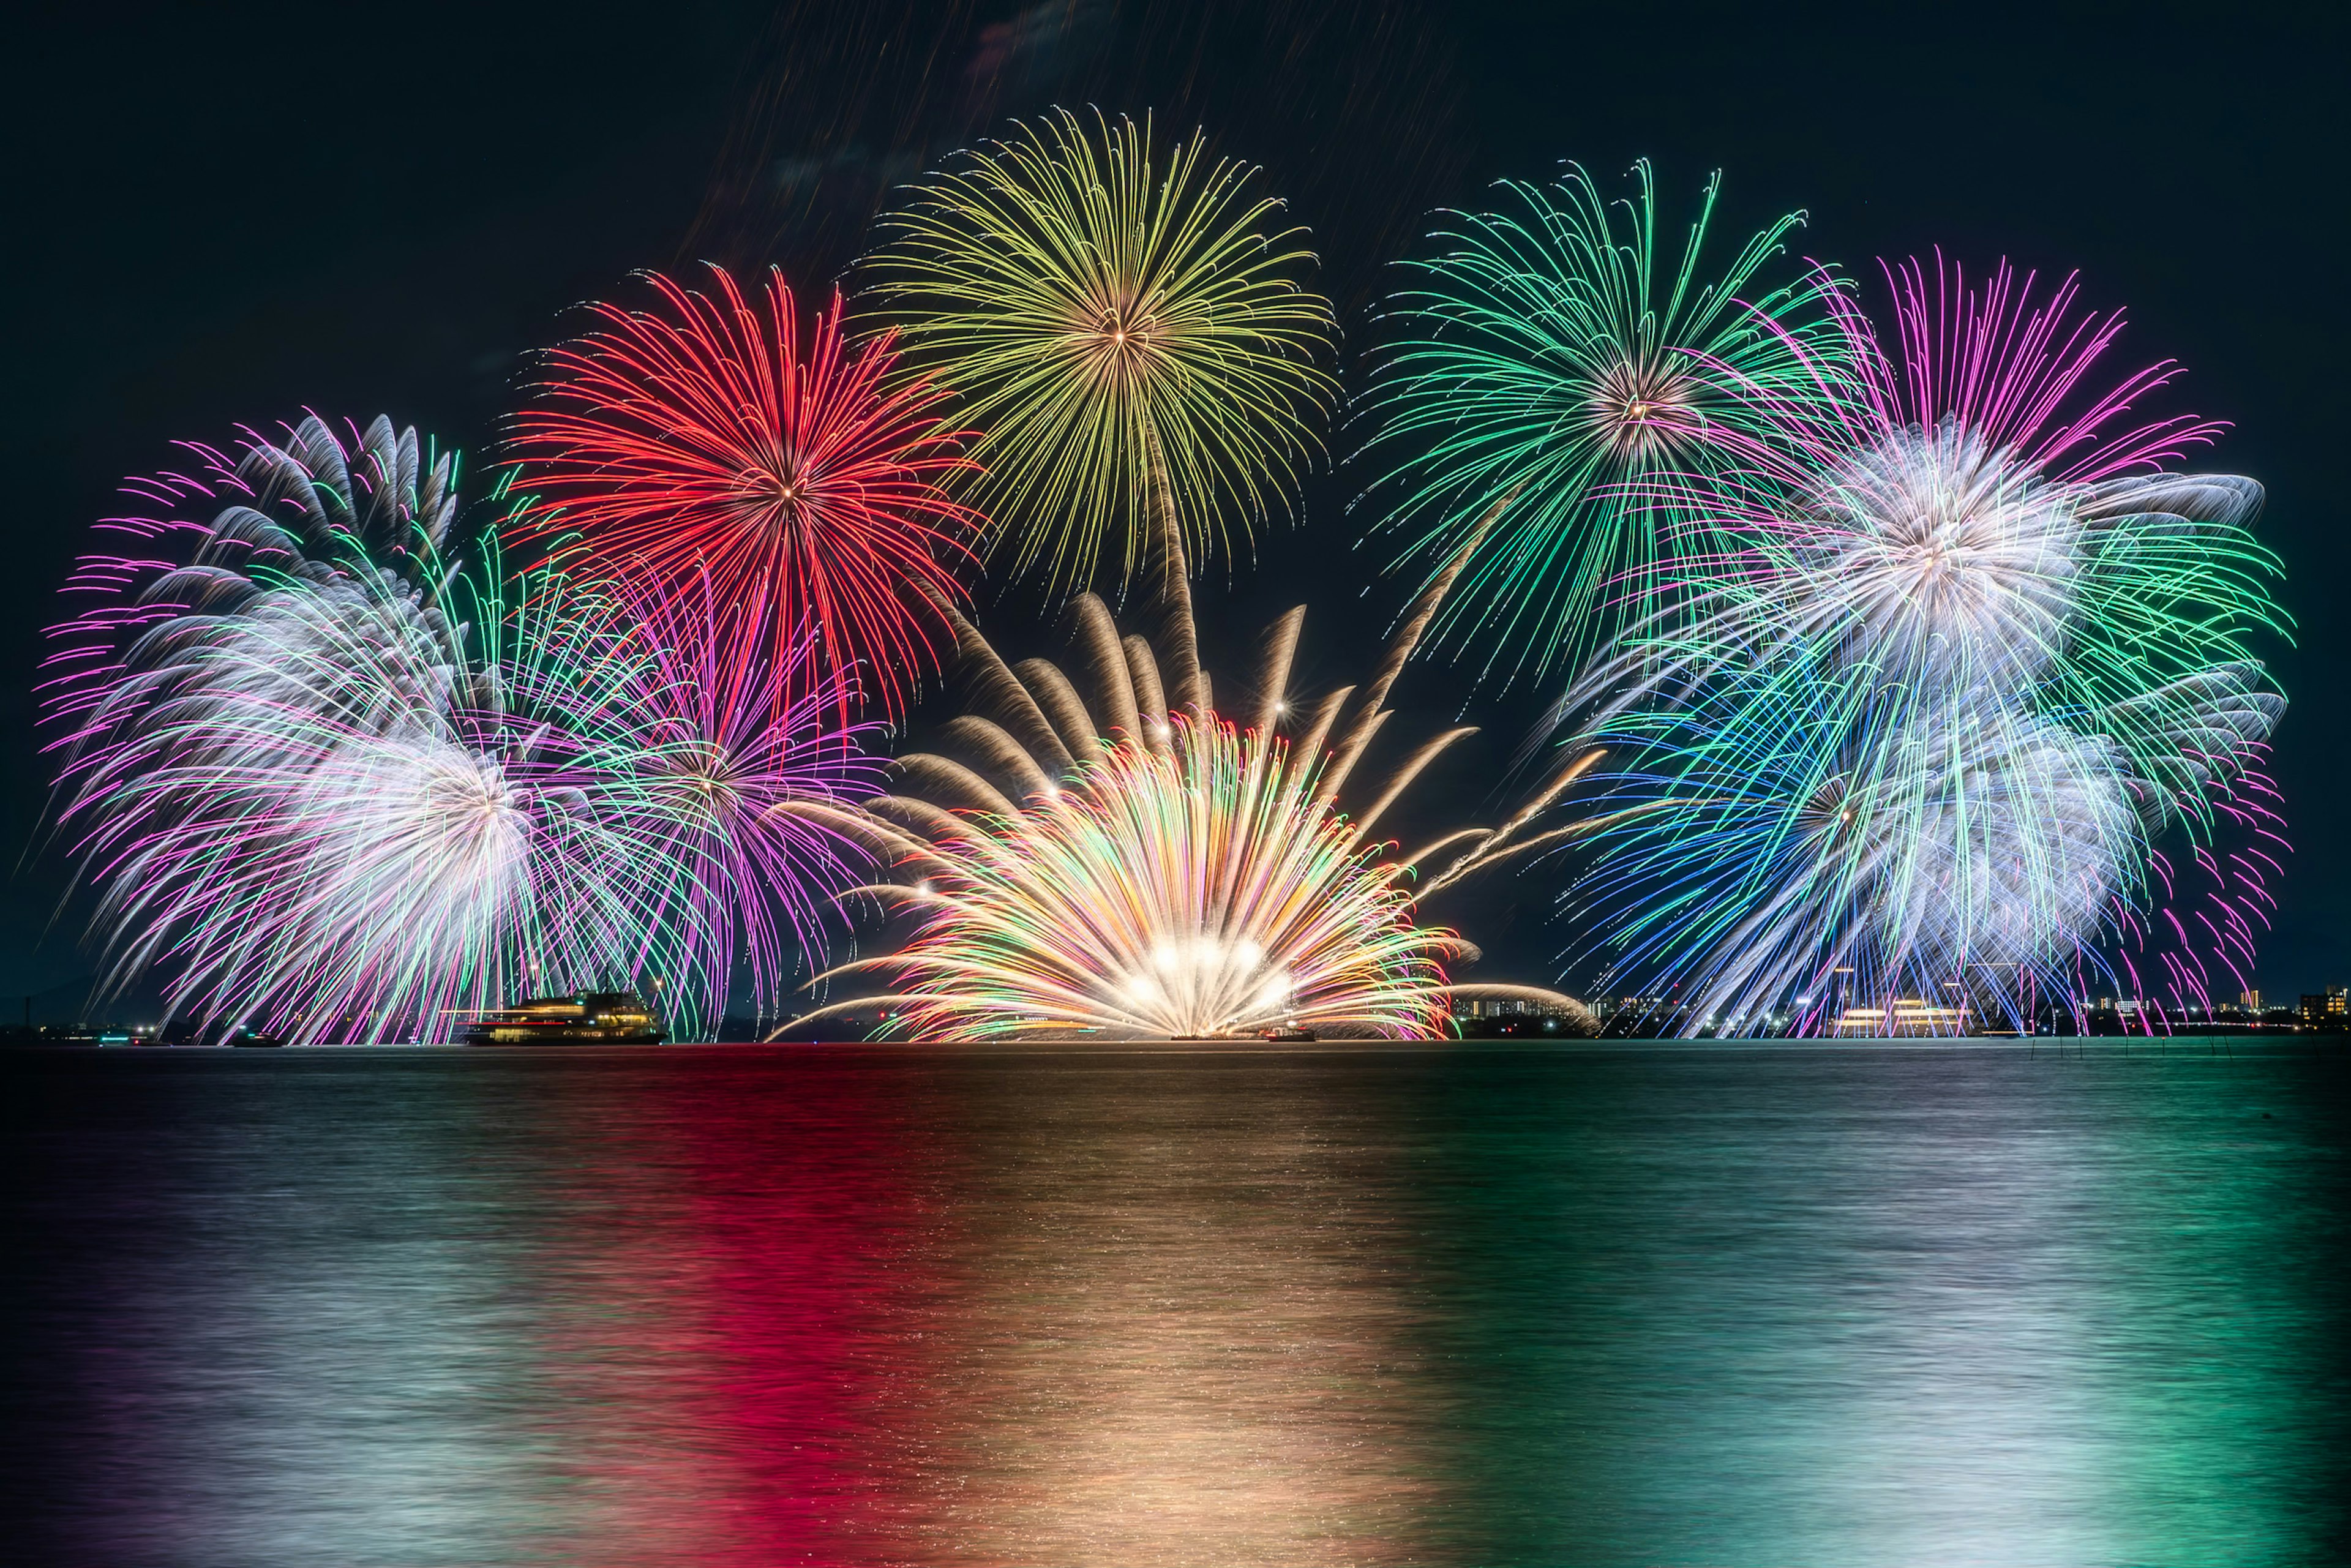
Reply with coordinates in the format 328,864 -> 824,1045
902,1098 -> 1440,1563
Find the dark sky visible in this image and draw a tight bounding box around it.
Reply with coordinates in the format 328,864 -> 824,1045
4,0 -> 2341,1011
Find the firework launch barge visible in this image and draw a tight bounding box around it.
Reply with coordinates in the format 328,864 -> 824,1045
457,992 -> 664,1046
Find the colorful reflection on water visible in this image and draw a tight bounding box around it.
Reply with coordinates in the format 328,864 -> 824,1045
3,1043 -> 2344,1565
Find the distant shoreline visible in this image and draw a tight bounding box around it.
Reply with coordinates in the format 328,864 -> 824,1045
4,1035 -> 2331,1054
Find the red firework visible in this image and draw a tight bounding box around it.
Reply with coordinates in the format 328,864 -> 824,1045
510,265 -> 980,719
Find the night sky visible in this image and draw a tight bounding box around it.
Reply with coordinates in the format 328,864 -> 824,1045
6,0 -> 2341,1013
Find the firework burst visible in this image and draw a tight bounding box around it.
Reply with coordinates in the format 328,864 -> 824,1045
45,416 -> 879,1042
823,717 -> 1464,1039
863,107 -> 1337,593
505,572 -> 891,1032
1569,678 -> 2156,1033
1559,258 -> 2290,1031
509,265 -> 980,719
1362,162 -> 1848,685
1645,260 -> 2289,799
796,508 -> 1595,1041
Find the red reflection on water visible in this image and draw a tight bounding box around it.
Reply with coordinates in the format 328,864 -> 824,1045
520,1052 -> 961,1565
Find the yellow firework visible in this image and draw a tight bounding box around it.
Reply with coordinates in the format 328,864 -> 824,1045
862,108 -> 1336,592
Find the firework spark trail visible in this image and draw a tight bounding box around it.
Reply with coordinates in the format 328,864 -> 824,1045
509,265 -> 980,721
863,107 -> 1337,593
795,518 -> 1600,1042
821,716 -> 1463,1040
1360,162 -> 1850,686
1558,258 -> 2291,1031
1574,685 -> 2149,1032
45,417 -> 879,1042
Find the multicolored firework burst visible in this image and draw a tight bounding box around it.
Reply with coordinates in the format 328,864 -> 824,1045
504,573 -> 891,1032
1362,161 -> 1848,685
794,512 -> 1596,1040
1638,260 -> 2288,790
1559,258 -> 2290,1032
822,716 -> 1466,1039
863,107 -> 1337,593
1567,678 -> 2159,1033
44,416 -> 879,1043
508,265 -> 980,719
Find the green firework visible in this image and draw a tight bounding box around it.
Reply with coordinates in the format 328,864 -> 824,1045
1363,160 -> 1848,686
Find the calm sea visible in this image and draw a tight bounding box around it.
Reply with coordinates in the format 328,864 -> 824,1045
4,1042 -> 2345,1567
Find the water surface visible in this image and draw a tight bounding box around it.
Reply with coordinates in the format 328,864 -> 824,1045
4,1042 -> 2345,1566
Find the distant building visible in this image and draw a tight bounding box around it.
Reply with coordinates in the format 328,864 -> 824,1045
1459,996 -> 1595,1037
2240,989 -> 2262,1011
2299,986 -> 2348,1028
1464,996 -> 1592,1021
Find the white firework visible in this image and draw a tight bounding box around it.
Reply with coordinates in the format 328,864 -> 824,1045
47,415 -> 879,1042
69,563 -> 636,1043
1782,419 -> 2083,697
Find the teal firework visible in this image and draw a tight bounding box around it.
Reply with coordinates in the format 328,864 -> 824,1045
1362,160 -> 1847,686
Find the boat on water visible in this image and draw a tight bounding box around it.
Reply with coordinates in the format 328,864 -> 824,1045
457,992 -> 665,1046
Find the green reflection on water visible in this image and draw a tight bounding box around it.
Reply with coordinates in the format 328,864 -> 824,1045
1408,1043 -> 2349,1566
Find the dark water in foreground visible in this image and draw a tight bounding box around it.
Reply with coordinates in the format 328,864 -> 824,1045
4,1043 -> 2346,1567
